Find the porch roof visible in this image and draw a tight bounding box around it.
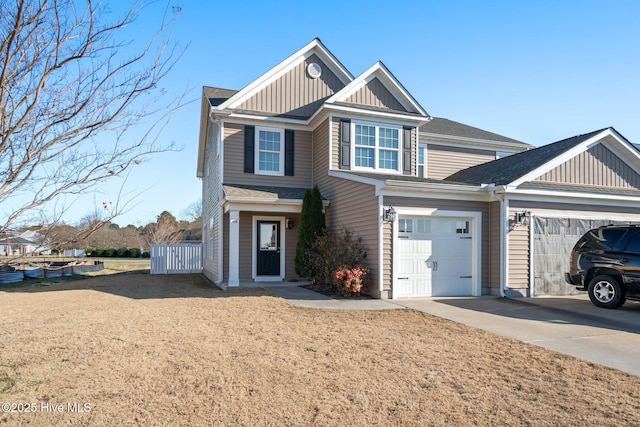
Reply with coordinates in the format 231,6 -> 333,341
223,184 -> 326,202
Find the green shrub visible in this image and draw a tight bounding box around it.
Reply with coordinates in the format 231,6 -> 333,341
305,227 -> 367,293
295,186 -> 325,277
129,248 -> 141,258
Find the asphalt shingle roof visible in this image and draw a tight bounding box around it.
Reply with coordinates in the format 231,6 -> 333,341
445,128 -> 608,185
223,184 -> 325,201
420,117 -> 529,146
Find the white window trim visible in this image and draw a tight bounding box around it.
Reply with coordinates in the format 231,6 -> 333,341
350,120 -> 403,173
255,126 -> 285,176
417,143 -> 428,178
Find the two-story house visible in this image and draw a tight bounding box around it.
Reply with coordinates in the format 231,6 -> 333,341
198,38 -> 640,299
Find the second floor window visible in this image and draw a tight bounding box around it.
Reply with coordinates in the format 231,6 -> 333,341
353,122 -> 401,172
256,127 -> 284,175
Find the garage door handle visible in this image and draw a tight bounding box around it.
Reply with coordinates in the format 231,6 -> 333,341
460,275 -> 472,278
398,277 -> 409,280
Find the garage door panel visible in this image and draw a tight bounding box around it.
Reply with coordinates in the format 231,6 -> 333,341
395,216 -> 474,298
532,216 -> 629,296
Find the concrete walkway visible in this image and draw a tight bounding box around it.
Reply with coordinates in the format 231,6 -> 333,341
266,285 -> 640,376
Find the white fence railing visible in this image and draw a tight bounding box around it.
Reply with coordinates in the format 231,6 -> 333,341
150,243 -> 202,275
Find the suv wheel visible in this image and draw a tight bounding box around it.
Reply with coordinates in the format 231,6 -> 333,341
587,275 -> 626,309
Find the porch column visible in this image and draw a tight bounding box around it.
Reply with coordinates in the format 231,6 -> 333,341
228,210 -> 240,287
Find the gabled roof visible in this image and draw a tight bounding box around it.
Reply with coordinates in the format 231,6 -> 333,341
325,61 -> 429,117
421,118 -> 528,146
445,128 -> 623,186
216,38 -> 353,112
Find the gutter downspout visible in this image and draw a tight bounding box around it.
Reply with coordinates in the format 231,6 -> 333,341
489,185 -> 508,298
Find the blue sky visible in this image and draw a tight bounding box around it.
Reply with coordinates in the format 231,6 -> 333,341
63,0 -> 640,226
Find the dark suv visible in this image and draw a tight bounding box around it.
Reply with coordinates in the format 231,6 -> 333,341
566,225 -> 640,309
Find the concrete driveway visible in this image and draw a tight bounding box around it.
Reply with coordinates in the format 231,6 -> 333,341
394,295 -> 640,376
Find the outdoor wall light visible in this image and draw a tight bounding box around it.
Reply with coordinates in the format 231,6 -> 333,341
286,218 -> 294,229
514,211 -> 529,226
384,207 -> 397,222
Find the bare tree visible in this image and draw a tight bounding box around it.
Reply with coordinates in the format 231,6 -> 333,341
0,0 -> 186,238
142,211 -> 183,245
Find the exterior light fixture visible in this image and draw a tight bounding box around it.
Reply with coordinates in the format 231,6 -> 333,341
384,207 -> 396,222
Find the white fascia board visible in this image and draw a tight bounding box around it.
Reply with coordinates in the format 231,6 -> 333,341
503,187 -> 640,208
323,104 -> 428,125
326,62 -> 428,116
380,187 -> 490,202
420,134 -> 531,152
223,200 -> 302,214
218,39 -> 353,111
599,134 -> 640,176
328,170 -> 385,186
214,106 -> 331,132
509,130 -> 610,187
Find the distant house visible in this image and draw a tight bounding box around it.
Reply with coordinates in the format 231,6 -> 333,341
197,38 -> 640,299
0,230 -> 50,256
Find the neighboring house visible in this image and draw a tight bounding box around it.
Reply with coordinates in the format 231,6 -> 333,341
198,38 -> 640,299
0,230 -> 50,256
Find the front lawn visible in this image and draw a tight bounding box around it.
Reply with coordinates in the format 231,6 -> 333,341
0,272 -> 637,426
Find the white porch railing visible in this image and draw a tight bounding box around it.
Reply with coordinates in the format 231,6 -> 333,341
150,243 -> 202,275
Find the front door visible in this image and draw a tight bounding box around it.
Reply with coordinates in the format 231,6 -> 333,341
257,221 -> 280,276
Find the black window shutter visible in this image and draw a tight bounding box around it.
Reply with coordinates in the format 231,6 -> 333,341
339,119 -> 351,169
244,125 -> 255,173
285,129 -> 294,176
403,127 -> 412,175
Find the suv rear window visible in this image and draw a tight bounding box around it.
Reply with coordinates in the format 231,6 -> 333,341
624,233 -> 640,253
579,228 -> 627,251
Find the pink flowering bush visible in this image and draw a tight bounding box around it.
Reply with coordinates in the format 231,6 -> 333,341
333,264 -> 370,297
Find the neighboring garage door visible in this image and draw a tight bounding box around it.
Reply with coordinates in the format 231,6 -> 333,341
532,216 -> 629,296
395,216 -> 473,298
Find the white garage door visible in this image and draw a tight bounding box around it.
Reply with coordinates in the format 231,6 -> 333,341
395,216 -> 473,298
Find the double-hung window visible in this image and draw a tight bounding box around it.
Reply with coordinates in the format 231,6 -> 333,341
353,122 -> 401,172
255,127 -> 284,176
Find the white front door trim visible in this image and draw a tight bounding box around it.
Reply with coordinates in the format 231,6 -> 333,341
252,215 -> 286,282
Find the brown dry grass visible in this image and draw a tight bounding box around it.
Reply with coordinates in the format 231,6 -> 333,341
0,264 -> 639,426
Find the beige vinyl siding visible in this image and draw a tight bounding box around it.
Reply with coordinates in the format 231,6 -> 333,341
223,123 -> 313,188
236,54 -> 344,117
382,221 -> 392,292
283,213 -> 301,279
536,144 -> 640,188
489,201 -> 501,294
383,197 -> 491,290
312,118 -> 331,188
238,212 -> 253,280
345,77 -> 407,111
507,207 -> 529,289
427,144 -> 496,180
330,116 -> 340,170
318,177 -> 380,292
201,118 -> 221,283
